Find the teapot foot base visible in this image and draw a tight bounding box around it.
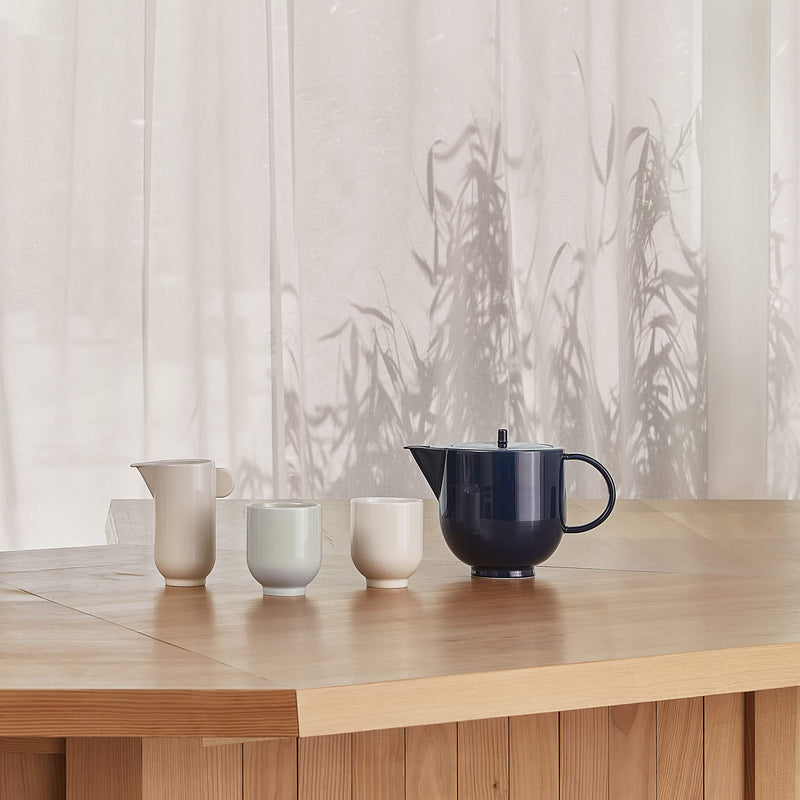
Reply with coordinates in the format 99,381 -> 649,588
471,566 -> 535,579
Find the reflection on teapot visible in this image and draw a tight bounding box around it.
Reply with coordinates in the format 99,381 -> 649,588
454,483 -> 481,535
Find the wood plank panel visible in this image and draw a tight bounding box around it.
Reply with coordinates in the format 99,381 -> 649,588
656,697 -> 703,800
0,752 -> 65,800
244,737 -> 297,800
66,738 -> 141,800
0,737 -> 65,754
560,706 -> 608,800
509,713 -> 558,800
406,723 -> 457,800
752,687 -> 800,800
141,738 -> 241,800
299,734 -> 351,800
705,693 -> 745,800
0,689 -> 297,738
205,736 -> 282,746
745,692 -> 755,800
609,702 -> 655,800
458,717 -> 509,800
352,728 -> 404,800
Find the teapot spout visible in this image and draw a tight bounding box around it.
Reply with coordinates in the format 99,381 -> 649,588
131,462 -> 158,497
405,446 -> 446,499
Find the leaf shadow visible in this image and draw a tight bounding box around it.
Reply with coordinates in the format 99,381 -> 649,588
305,123 -> 531,495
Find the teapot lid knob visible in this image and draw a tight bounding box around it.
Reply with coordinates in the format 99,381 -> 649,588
497,428 -> 508,449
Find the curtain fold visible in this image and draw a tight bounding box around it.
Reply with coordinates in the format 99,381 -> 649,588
770,0 -> 800,497
143,0 -> 275,495
0,0 -> 796,548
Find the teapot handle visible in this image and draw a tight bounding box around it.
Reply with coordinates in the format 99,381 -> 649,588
560,453 -> 616,533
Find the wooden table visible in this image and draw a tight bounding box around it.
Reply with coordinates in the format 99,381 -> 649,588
2,499 -> 800,799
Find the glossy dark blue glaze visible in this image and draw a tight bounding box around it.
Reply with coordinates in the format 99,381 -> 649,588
406,434 -> 616,579
439,449 -> 564,576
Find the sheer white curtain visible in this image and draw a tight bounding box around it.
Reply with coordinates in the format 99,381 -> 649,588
771,0 -> 800,496
0,0 -> 144,548
142,0 -> 276,495
0,0 -> 792,550
290,0 -> 704,500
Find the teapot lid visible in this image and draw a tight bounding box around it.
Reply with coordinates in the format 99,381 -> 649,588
449,429 -> 556,452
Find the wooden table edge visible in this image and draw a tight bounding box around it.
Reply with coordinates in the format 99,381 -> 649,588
296,641 -> 800,736
7,638 -> 796,740
0,689 -> 298,737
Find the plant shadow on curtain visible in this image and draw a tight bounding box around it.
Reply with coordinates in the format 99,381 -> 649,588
769,0 -> 800,497
4,0 -> 800,549
286,0 -> 800,505
288,46 -> 707,503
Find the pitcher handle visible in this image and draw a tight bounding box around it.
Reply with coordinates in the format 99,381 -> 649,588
215,467 -> 235,498
560,453 -> 616,533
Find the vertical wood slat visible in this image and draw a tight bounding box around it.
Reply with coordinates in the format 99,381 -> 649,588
244,737 -> 297,800
141,738 -> 241,800
352,728 -> 404,800
52,694 -> 798,799
0,752 -> 65,800
560,707 -> 608,800
752,687 -> 800,800
299,734 -> 351,800
609,702 -> 656,800
509,713 -> 558,800
66,738 -> 142,800
705,693 -> 745,800
745,693 -> 755,800
656,697 -> 703,800
406,723 -> 457,800
458,717 -> 509,800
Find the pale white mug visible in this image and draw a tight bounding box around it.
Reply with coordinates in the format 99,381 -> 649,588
350,497 -> 424,588
131,459 -> 235,587
247,501 -> 322,596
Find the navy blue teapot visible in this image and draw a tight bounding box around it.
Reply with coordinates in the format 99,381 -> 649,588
406,429 -> 616,578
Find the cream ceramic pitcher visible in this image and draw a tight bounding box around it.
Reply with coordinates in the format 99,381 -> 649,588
131,459 -> 235,586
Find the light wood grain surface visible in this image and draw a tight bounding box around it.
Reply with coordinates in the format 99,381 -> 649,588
457,717 -> 508,800
608,702 -> 655,800
352,728 -> 404,800
753,687 -> 800,799
66,738 -> 141,800
141,738 -> 242,800
0,738 -> 65,754
299,734 -> 350,800
560,707 -> 608,800
1,500 -> 800,737
244,738 -> 297,800
0,751 -> 64,800
406,723 -> 457,800
704,692 -> 746,800
656,697 -> 703,800
508,713 -> 558,800
108,496 -> 800,576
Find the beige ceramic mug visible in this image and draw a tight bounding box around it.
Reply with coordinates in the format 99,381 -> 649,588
350,497 -> 424,588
